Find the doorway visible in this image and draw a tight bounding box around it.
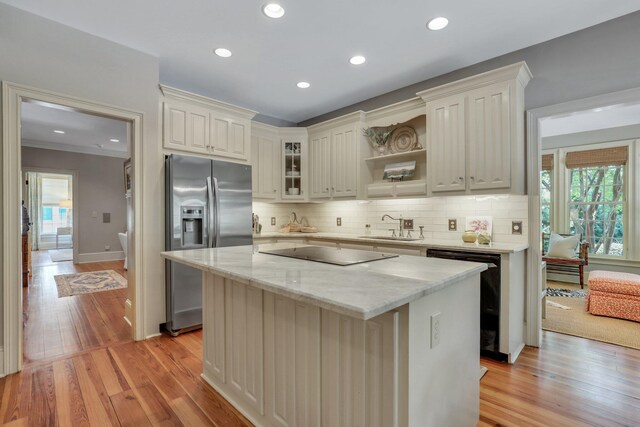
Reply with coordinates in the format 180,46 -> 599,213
19,101 -> 133,366
526,87 -> 640,349
24,170 -> 76,266
2,81 -> 144,375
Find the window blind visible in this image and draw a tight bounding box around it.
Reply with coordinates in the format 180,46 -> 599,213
565,146 -> 628,168
541,154 -> 554,171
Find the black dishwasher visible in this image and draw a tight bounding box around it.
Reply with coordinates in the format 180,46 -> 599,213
426,249 -> 505,361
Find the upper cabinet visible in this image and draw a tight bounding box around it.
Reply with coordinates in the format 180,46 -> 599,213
308,112 -> 363,200
418,62 -> 531,196
251,123 -> 280,200
160,85 -> 256,163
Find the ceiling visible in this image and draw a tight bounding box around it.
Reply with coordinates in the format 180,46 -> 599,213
21,101 -> 129,158
541,103 -> 640,137
4,1 -> 640,123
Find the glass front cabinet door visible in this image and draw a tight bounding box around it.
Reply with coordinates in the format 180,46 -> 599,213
282,140 -> 305,200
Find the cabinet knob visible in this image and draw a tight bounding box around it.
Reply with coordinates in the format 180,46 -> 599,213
326,187 -> 329,191
470,176 -> 475,181
273,189 -> 276,193
458,177 -> 463,180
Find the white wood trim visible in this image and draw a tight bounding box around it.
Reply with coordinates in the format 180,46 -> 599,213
22,138 -> 129,159
525,85 -> 640,348
77,251 -> 125,263
1,81 -> 145,376
417,62 -> 532,102
306,111 -> 366,132
160,84 -> 258,119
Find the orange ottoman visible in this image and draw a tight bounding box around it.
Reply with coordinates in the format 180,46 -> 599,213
586,270 -> 640,322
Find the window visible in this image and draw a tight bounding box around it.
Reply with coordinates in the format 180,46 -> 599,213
568,165 -> 625,256
564,145 -> 628,258
42,207 -> 53,221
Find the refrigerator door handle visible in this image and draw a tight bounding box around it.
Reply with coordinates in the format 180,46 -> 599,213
212,177 -> 221,248
206,177 -> 214,248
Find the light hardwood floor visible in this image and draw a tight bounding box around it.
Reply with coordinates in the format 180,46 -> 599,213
23,257 -> 131,365
9,262 -> 639,426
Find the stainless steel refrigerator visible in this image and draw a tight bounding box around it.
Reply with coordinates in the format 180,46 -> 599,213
164,154 -> 252,335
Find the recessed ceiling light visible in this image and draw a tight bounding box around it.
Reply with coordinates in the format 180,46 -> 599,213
427,17 -> 449,31
263,3 -> 285,18
349,55 -> 366,65
53,130 -> 65,134
214,48 -> 232,58
110,138 -> 120,143
297,81 -> 310,89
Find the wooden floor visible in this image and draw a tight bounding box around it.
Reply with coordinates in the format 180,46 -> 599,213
23,256 -> 131,365
8,262 -> 639,426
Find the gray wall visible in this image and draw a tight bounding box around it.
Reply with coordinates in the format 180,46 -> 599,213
0,3 -> 163,339
22,147 -> 127,256
300,11 -> 640,126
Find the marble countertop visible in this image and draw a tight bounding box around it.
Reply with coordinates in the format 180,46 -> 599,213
252,231 -> 528,254
162,242 -> 487,320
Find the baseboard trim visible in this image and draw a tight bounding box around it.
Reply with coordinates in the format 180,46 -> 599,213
77,251 -> 124,263
145,333 -> 162,340
0,346 -> 4,378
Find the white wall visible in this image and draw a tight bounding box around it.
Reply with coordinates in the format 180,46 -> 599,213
0,3 -> 164,339
22,147 -> 127,257
253,195 -> 529,244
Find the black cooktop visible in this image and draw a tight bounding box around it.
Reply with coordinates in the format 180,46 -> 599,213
259,245 -> 398,266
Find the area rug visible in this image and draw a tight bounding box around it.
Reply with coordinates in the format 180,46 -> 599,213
48,248 -> 73,262
54,270 -> 127,298
546,288 -> 587,298
542,296 -> 640,350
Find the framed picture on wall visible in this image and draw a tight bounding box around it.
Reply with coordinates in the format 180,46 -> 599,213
123,158 -> 132,195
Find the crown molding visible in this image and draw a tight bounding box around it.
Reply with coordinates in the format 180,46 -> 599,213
160,84 -> 258,119
306,110 -> 366,132
417,61 -> 532,102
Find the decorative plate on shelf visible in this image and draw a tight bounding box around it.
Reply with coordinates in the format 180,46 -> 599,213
388,126 -> 418,153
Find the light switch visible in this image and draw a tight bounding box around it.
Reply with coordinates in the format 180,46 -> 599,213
103,213 -> 111,223
91,211 -> 98,218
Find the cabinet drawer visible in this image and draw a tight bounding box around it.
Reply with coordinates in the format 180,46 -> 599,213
366,183 -> 394,198
395,181 -> 426,196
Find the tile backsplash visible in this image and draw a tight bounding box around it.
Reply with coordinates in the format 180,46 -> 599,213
253,195 -> 529,244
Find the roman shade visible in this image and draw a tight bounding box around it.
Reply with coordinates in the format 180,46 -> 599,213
541,154 -> 554,171
565,146 -> 628,168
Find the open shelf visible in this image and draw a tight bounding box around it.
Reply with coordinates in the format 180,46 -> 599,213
365,148 -> 426,162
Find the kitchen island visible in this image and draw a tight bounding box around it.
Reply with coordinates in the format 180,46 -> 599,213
162,243 -> 487,427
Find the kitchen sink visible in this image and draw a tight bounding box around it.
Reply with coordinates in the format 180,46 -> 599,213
358,235 -> 421,242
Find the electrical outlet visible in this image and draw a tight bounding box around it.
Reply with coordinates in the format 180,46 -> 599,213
336,217 -> 342,226
403,219 -> 414,230
448,219 -> 457,231
105,245 -> 111,251
271,217 -> 276,226
512,221 -> 523,235
431,312 -> 441,349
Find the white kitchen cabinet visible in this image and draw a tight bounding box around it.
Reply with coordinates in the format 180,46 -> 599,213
331,125 -> 358,197
161,85 -> 256,162
309,132 -> 331,198
467,82 -> 511,191
418,62 -> 531,196
211,114 -> 251,161
308,112 -> 363,200
427,94 -> 466,193
163,100 -> 210,154
251,126 -> 280,200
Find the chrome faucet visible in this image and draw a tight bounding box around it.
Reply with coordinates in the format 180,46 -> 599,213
381,214 -> 404,237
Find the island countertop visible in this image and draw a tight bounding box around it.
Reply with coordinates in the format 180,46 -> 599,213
161,242 -> 487,320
